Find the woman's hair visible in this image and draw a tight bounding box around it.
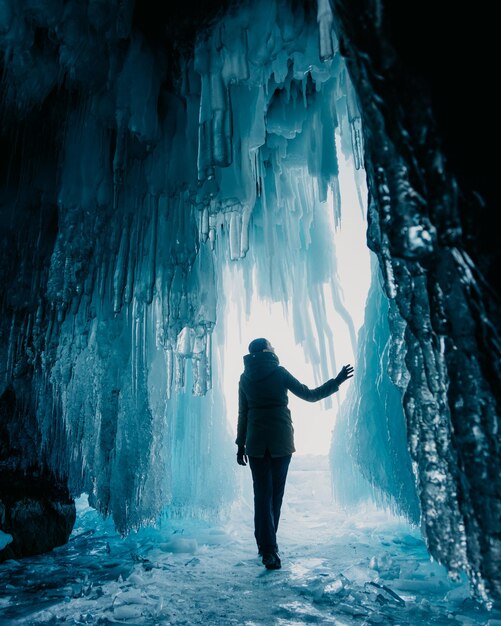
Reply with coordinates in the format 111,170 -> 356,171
248,338 -> 269,354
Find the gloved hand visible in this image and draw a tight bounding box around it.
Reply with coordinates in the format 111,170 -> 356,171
334,364 -> 354,386
237,446 -> 248,466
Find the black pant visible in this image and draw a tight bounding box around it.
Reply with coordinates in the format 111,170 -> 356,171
249,450 -> 291,554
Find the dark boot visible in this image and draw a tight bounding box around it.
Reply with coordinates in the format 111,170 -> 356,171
262,551 -> 281,570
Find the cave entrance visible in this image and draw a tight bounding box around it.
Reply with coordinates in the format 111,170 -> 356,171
220,135 -> 372,457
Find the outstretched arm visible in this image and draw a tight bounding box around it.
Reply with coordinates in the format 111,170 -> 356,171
282,364 -> 354,402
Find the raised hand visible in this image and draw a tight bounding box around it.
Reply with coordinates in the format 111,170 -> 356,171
335,364 -> 354,385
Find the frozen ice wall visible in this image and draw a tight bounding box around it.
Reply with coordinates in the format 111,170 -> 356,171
0,0 -> 365,535
330,0 -> 500,604
331,256 -> 420,524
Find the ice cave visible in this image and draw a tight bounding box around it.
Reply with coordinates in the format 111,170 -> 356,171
0,0 -> 499,624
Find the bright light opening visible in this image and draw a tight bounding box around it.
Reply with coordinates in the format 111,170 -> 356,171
222,141 -> 371,455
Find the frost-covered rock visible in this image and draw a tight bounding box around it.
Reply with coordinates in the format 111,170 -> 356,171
0,492 -> 75,562
0,388 -> 75,561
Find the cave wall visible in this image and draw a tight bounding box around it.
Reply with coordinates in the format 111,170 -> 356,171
1,0 -> 357,554
0,386 -> 75,562
0,0 -> 233,557
332,0 -> 500,602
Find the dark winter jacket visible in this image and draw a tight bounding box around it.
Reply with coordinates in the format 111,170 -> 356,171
236,351 -> 339,457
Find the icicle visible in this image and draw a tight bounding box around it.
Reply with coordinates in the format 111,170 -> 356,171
97,258 -> 106,302
113,218 -> 130,313
5,313 -> 16,384
210,26 -> 225,105
354,168 -> 367,218
206,330 -> 213,391
174,354 -> 185,389
194,40 -> 212,181
166,345 -> 173,399
132,300 -> 143,398
113,110 -> 127,209
209,29 -> 232,169
301,77 -> 308,108
177,325 -> 195,356
200,206 -> 209,242
350,117 -> 364,170
142,298 -> 148,374
330,175 -> 342,229
229,210 -> 242,260
221,26 -> 249,83
169,265 -> 184,323
212,107 -> 232,167
145,195 -> 158,304
209,222 -> 216,250
197,29 -> 234,179
240,205 -> 251,257
191,326 -> 207,396
196,242 -> 217,326
124,240 -> 136,306
317,0 -> 334,61
197,117 -> 213,181
346,74 -> 364,170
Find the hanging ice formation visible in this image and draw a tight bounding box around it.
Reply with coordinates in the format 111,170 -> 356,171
0,0 -> 363,535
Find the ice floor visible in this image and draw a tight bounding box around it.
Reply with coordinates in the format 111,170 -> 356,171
1,456 -> 499,625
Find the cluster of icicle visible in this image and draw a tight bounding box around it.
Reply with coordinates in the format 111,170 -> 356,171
0,0 -> 363,530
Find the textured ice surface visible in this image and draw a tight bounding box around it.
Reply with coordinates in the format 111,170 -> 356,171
0,0 -> 362,534
1,459 -> 498,626
331,257 -> 420,523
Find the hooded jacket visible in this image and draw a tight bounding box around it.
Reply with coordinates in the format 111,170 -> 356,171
236,351 -> 339,457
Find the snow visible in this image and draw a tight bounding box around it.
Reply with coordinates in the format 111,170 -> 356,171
1,457 -> 498,626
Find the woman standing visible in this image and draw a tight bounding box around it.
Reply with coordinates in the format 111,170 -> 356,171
236,337 -> 354,570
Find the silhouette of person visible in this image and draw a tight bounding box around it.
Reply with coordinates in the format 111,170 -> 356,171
236,337 -> 354,570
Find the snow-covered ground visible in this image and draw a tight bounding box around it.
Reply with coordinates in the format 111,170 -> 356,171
1,456 -> 498,625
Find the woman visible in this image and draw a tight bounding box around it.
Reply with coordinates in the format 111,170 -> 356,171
236,337 -> 354,570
